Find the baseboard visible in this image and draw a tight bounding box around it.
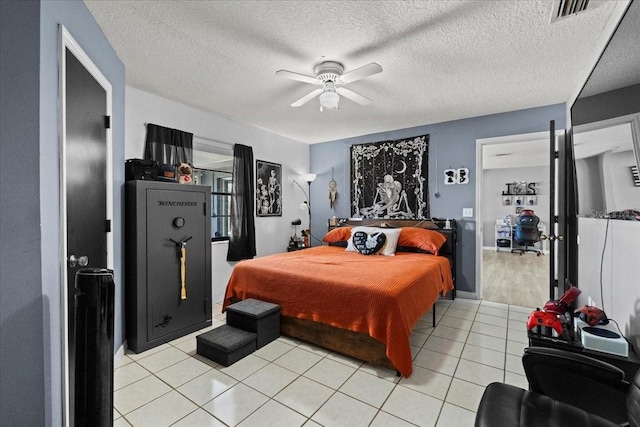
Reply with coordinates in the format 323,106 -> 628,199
456,290 -> 478,300
115,341 -> 127,365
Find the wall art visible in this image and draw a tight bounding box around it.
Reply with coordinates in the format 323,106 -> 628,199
256,160 -> 282,217
350,134 -> 429,219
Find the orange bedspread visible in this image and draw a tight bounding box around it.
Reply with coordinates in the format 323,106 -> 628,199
223,245 -> 453,377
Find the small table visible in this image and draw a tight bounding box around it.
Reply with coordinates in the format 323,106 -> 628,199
528,320 -> 640,379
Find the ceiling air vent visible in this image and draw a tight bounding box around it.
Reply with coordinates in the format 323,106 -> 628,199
550,0 -> 603,23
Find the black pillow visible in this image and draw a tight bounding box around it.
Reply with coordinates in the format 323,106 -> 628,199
352,231 -> 386,255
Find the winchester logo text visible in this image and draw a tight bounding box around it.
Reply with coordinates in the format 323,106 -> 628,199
157,201 -> 197,207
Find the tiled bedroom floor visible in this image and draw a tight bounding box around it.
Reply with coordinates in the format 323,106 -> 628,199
113,298 -> 534,427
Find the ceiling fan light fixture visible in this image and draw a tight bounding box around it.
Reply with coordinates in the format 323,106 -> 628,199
319,82 -> 339,110
319,91 -> 339,110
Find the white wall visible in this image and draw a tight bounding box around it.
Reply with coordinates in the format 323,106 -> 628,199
481,166 -> 550,248
577,218 -> 640,352
125,86 -> 309,303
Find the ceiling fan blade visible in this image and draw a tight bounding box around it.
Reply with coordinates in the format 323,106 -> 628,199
336,87 -> 372,106
339,62 -> 383,84
291,88 -> 323,107
275,70 -> 319,85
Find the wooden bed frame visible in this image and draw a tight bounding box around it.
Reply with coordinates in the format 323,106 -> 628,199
279,218 -> 458,373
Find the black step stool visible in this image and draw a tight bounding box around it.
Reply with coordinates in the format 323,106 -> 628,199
196,324 -> 256,366
226,298 -> 280,349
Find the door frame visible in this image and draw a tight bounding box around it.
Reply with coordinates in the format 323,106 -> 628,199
58,25 -> 113,426
475,130 -> 563,301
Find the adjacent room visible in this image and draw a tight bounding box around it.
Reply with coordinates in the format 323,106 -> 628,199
2,1 -> 639,426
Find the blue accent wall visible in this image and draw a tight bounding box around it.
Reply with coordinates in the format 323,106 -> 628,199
310,104 -> 565,293
1,1 -> 125,424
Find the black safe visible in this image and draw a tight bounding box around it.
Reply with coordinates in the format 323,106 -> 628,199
125,181 -> 212,353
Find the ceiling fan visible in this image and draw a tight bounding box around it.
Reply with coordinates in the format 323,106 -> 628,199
275,61 -> 383,111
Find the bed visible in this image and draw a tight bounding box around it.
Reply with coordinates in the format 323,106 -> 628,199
222,218 -> 457,377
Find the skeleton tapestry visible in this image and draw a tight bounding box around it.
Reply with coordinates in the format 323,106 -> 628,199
351,135 -> 429,219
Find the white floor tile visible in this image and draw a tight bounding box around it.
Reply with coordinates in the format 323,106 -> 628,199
470,322 -> 507,340
312,392 -> 377,427
382,384 -> 443,426
218,354 -> 269,381
474,313 -> 508,328
273,347 -> 322,374
369,410 -> 415,427
114,376 -> 171,415
136,346 -> 190,373
124,390 -> 198,427
303,358 -> 356,389
431,325 -> 470,343
176,369 -> 237,406
399,365 -> 453,400
339,370 -> 395,407
465,332 -> 505,352
172,408 -> 226,426
477,305 -> 508,318
155,357 -> 212,388
201,383 -> 268,426
242,363 -> 298,397
238,399 -> 307,427
461,344 -> 505,370
445,378 -> 485,412
454,359 -> 504,387
114,362 -> 150,391
274,376 -> 334,417
113,298 -> 538,426
442,308 -> 477,321
414,348 -> 460,376
423,335 -> 465,357
438,315 -> 473,331
253,339 -> 294,362
436,402 -> 476,427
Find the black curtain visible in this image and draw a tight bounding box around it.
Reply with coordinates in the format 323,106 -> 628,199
144,123 -> 193,165
227,144 -> 256,261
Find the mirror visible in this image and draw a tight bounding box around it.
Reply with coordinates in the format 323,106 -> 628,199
571,1 -> 640,218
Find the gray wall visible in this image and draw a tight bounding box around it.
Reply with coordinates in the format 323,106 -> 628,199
482,166 -> 550,248
1,1 -> 125,424
310,104 -> 565,293
0,1 -> 44,425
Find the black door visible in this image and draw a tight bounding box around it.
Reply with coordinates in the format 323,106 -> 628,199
65,46 -> 108,423
549,121 -> 570,299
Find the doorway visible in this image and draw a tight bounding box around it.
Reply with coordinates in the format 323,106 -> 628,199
59,26 -> 113,426
475,132 -> 551,308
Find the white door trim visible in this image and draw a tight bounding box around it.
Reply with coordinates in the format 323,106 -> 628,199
474,131 -> 551,301
58,25 -> 113,427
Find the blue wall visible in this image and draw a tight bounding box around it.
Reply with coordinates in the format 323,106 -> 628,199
0,1 -> 125,424
1,1 -> 45,425
310,104 -> 566,293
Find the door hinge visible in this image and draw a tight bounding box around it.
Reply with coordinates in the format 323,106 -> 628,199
554,215 -> 559,223
104,115 -> 111,129
105,219 -> 112,232
204,201 -> 207,216
554,150 -> 559,159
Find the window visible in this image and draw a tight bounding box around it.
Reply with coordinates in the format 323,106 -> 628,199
192,145 -> 234,241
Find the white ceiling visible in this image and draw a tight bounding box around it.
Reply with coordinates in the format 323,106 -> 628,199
84,0 -> 626,144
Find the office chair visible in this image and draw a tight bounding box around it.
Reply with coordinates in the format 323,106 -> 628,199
475,347 -> 640,427
511,209 -> 542,256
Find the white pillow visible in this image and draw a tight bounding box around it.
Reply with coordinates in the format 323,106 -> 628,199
345,226 -> 401,256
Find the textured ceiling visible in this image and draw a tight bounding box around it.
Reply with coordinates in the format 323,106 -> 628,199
85,0 -> 626,144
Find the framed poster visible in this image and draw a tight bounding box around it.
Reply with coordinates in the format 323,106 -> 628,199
256,160 -> 282,216
350,134 -> 429,219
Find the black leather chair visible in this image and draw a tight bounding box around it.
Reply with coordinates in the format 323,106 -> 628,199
475,347 -> 640,427
511,210 -> 542,256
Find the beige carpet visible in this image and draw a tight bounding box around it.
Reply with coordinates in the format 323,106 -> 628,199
482,249 -> 549,308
